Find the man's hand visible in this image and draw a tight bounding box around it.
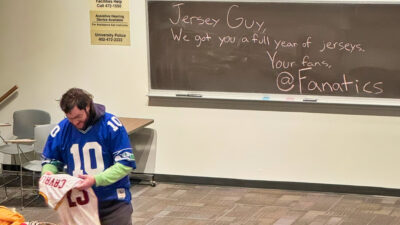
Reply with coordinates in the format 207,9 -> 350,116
44,171 -> 54,175
75,174 -> 96,190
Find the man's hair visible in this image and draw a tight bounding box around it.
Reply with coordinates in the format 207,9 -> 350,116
60,88 -> 94,114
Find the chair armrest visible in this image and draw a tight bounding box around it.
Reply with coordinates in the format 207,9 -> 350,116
5,139 -> 35,144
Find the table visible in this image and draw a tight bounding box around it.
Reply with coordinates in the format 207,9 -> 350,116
4,139 -> 35,144
118,117 -> 154,135
118,117 -> 156,186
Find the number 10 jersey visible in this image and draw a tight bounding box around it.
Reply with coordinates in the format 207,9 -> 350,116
42,113 -> 136,203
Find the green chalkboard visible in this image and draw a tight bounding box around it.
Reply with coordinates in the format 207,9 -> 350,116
147,1 -> 400,100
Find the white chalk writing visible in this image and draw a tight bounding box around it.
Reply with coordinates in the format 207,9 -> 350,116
162,2 -> 381,96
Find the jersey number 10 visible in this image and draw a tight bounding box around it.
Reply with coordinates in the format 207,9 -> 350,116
68,116 -> 123,176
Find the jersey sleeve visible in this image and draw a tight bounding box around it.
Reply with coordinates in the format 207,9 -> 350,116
41,123 -> 65,172
94,162 -> 133,186
106,115 -> 136,169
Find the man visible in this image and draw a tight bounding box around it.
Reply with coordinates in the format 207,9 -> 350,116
41,88 -> 136,225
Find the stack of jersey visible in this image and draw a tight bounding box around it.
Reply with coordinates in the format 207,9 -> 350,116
39,174 -> 101,225
0,206 -> 25,225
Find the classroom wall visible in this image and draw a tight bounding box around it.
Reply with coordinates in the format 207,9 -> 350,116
1,0 -> 400,188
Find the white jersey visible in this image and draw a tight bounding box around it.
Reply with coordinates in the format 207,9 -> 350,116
39,174 -> 101,225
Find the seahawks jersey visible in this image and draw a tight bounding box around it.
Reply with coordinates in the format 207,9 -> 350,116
42,113 -> 136,203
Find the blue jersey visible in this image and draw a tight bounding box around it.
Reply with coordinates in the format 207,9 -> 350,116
42,113 -> 136,203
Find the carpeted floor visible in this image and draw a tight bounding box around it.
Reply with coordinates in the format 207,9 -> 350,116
2,182 -> 400,224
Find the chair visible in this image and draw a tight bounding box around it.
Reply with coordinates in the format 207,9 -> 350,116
0,109 -> 50,204
20,124 -> 56,207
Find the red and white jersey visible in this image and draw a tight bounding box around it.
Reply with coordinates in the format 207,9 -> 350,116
39,174 -> 101,225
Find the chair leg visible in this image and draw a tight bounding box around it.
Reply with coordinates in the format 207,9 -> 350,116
0,172 -> 20,204
21,171 -> 40,209
0,178 -> 10,204
20,163 -> 24,208
21,193 -> 39,209
4,184 -> 8,198
17,144 -> 30,162
16,143 -> 24,208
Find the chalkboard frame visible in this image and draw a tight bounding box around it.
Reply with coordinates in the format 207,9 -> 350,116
146,0 -> 400,107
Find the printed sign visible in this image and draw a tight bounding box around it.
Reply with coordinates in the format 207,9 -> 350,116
90,0 -> 130,45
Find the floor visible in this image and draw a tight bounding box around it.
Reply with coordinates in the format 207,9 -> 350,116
3,182 -> 400,225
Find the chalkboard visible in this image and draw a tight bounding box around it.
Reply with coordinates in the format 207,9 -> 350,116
147,1 -> 400,104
